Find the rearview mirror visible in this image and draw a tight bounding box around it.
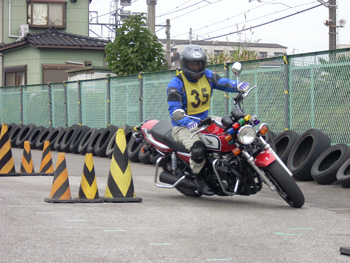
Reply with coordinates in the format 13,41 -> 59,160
231,62 -> 242,76
172,109 -> 185,121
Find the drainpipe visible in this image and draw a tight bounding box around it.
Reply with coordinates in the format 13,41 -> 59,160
0,53 -> 3,86
8,0 -> 19,38
1,0 -> 3,86
1,0 -> 4,42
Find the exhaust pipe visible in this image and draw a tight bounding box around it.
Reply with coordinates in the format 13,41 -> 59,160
159,172 -> 197,190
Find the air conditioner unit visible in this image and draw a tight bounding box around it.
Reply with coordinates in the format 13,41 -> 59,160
18,24 -> 29,39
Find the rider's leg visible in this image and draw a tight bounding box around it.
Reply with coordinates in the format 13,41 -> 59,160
172,127 -> 214,196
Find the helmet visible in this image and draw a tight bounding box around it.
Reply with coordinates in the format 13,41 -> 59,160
180,44 -> 207,80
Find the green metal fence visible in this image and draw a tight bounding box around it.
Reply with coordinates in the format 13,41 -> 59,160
1,48 -> 350,145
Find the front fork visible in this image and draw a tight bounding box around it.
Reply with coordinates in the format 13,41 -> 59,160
244,136 -> 293,191
241,136 -> 292,191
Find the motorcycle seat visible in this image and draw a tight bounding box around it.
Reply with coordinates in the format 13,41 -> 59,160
150,120 -> 189,153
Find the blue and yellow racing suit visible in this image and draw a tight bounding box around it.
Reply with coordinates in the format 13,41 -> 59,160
167,69 -> 240,127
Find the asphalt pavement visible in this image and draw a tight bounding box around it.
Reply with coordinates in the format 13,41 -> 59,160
1,148 -> 349,263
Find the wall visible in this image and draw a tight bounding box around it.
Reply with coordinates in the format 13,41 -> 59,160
1,0 -> 90,45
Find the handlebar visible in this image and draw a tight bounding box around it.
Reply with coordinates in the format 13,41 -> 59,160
233,84 -> 257,105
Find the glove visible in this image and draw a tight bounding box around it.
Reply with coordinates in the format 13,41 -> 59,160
187,121 -> 198,132
238,82 -> 250,93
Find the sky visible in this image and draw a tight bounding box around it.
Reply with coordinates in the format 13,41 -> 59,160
89,0 -> 350,55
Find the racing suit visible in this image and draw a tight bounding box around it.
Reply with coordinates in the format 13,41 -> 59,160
167,69 -> 240,174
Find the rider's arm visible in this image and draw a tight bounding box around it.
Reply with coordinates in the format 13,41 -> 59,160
167,78 -> 192,127
205,69 -> 239,93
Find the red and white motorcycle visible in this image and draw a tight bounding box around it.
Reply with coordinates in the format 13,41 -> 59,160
135,62 -> 304,208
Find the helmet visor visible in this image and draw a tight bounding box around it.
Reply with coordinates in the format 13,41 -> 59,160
187,61 -> 204,72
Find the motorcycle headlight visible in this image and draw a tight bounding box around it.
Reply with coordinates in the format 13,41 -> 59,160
237,125 -> 256,145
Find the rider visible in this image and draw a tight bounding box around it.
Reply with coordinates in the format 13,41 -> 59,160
167,44 -> 250,195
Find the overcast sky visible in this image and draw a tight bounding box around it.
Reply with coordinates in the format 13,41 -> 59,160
89,0 -> 350,55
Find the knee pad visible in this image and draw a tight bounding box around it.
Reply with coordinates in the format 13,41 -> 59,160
190,141 -> 207,164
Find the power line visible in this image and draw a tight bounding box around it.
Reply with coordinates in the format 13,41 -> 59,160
157,0 -> 193,18
170,3 -> 323,46
172,0 -> 276,38
200,3 -> 323,41
191,1 -> 319,40
158,0 -> 223,25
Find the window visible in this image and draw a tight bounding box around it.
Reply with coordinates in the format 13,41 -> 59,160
259,52 -> 267,58
214,50 -> 223,56
4,66 -> 27,86
42,64 -> 81,84
274,52 -> 283,57
27,1 -> 66,28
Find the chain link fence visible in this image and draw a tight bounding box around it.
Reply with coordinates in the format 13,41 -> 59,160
1,48 -> 350,145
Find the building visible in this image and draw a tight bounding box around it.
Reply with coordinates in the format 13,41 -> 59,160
0,0 -> 109,86
159,39 -> 288,69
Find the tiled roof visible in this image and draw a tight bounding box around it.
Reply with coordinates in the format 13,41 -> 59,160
159,39 -> 287,49
0,28 -> 109,52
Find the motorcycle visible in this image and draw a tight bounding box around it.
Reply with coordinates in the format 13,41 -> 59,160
135,62 -> 305,208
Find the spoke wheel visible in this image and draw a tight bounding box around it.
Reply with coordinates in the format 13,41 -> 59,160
263,162 -> 305,208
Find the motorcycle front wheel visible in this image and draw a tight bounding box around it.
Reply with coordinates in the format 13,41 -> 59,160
263,161 -> 305,208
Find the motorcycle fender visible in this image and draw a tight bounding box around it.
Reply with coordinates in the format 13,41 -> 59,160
254,150 -> 276,167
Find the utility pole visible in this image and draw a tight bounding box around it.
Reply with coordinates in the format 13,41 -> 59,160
328,0 -> 337,50
166,19 -> 171,68
147,0 -> 157,34
189,28 -> 192,44
115,0 -> 119,38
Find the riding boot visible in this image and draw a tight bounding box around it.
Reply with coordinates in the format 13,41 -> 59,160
194,172 -> 214,196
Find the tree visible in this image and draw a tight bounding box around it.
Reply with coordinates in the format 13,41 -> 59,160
207,27 -> 259,65
105,14 -> 168,75
207,46 -> 258,65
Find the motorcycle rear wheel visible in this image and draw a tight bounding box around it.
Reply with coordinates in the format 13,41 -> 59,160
263,161 -> 305,208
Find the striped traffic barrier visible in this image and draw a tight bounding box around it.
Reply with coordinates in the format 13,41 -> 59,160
45,152 -> 75,203
20,141 -> 34,174
104,129 -> 142,203
39,141 -> 54,175
0,123 -> 18,175
76,153 -> 103,203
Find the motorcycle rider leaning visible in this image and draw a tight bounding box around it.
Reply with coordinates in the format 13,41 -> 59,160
166,44 -> 250,196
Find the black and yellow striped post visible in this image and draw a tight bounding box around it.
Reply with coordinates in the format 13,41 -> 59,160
104,129 -> 142,203
76,153 -> 103,203
20,141 -> 34,174
39,141 -> 54,175
0,123 -> 17,175
45,152 -> 75,203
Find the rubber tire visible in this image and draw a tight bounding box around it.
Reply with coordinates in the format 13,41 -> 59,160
287,129 -> 331,181
28,125 -> 46,149
86,128 -> 104,156
120,124 -> 133,144
60,124 -> 81,153
77,128 -> 97,155
94,125 -> 118,157
9,124 -> 25,147
138,143 -> 152,164
127,135 -> 142,162
7,123 -> 18,137
262,130 -> 278,145
311,144 -> 350,185
263,161 -> 305,208
106,124 -> 134,158
53,127 -> 69,152
150,151 -> 162,164
105,132 -> 116,158
35,127 -> 53,150
46,127 -> 64,150
273,130 -> 301,164
69,126 -> 90,154
336,159 -> 350,188
15,124 -> 37,148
